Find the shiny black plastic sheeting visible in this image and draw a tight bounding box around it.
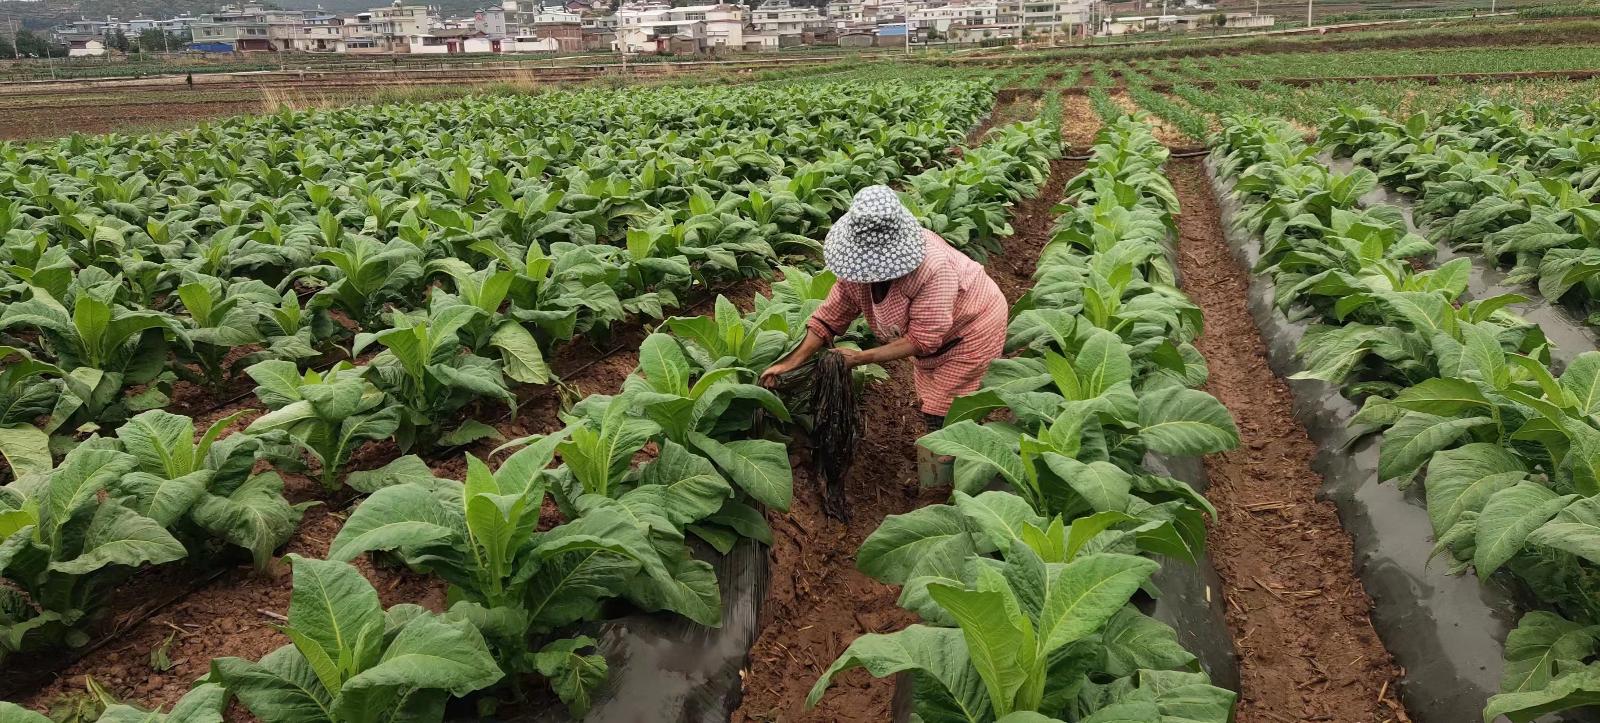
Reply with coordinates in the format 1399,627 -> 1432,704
1204,154 -> 1577,723
1142,453 -> 1241,693
509,538 -> 767,723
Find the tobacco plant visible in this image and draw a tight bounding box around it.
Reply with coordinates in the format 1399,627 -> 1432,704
0,445 -> 186,660
111,409 -> 305,569
244,360 -> 399,490
208,556 -> 503,723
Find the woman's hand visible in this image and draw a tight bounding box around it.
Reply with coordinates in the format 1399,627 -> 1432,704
762,330 -> 829,387
760,358 -> 800,388
835,347 -> 869,368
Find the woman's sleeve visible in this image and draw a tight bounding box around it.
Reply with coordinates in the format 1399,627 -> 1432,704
907,262 -> 958,356
805,283 -> 860,342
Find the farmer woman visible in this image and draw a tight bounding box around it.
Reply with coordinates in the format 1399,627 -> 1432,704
760,185 -> 1009,431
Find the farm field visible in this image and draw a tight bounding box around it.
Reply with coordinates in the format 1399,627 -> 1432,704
3,22 -> 1600,723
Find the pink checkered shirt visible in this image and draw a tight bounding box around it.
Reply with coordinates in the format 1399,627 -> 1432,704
807,230 -> 1008,415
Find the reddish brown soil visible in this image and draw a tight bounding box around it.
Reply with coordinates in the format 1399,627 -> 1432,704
1170,158 -> 1409,723
731,356 -> 945,723
731,152 -> 1073,723
964,101 -> 1007,148
1110,91 -> 1197,148
1061,92 -> 1103,152
990,158 -> 1079,305
0,100 -> 264,141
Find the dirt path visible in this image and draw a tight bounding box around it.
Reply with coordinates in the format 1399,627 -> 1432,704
732,157 -> 1072,723
1169,158 -> 1410,723
1061,92 -> 1102,151
1110,91 -> 1196,147
990,157 -> 1078,304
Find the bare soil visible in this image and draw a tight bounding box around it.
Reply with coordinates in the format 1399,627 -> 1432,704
730,356 -> 945,723
1061,92 -> 1103,151
964,98 -> 1008,147
1110,91 -> 1197,147
1169,158 -> 1410,723
0,99 -> 264,140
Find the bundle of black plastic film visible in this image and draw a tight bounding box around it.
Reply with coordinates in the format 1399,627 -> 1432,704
773,348 -> 860,521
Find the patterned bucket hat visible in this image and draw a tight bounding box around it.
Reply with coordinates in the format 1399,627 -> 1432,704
823,185 -> 927,284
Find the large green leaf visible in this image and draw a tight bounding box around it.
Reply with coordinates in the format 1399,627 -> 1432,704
1378,412 -> 1494,482
806,624 -> 987,716
489,320 -> 550,385
1474,482 -> 1576,576
283,555 -> 385,688
343,455 -> 438,494
1037,553 -> 1159,654
1041,456 -> 1132,513
0,702 -> 52,723
1390,377 -> 1493,417
1423,443 -> 1526,536
1484,664 -> 1600,723
686,433 -> 792,511
1136,387 -> 1238,457
333,616 -> 502,723
952,490 -> 1044,554
1077,702 -> 1161,723
1499,611 -> 1600,695
638,333 -> 691,397
1099,606 -> 1196,677
927,584 -> 1031,718
210,646 -> 338,723
1558,352 -> 1600,415
534,636 -> 608,719
628,440 -> 733,527
49,502 -> 186,574
920,421 -> 1026,486
328,480 -> 464,562
39,446 -> 138,538
191,472 -> 305,569
1527,496 -> 1600,566
0,424 -> 51,479
626,548 -> 722,627
115,469 -> 209,528
858,504 -> 971,584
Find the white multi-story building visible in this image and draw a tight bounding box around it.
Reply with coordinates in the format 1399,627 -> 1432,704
749,4 -> 824,41
909,3 -> 997,34
613,3 -> 743,52
284,15 -> 347,51
993,0 -> 1087,34
372,2 -> 430,45
475,7 -> 509,37
824,0 -> 866,29
190,5 -> 274,50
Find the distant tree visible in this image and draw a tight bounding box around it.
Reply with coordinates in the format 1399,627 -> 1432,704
111,28 -> 131,52
1212,12 -> 1226,25
14,29 -> 52,58
0,35 -> 13,60
136,27 -> 164,52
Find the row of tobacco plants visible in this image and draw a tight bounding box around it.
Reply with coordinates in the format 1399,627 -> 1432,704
0,80 -> 1067,720
1321,99 -> 1600,318
1212,110 -> 1600,721
807,113 -> 1241,723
